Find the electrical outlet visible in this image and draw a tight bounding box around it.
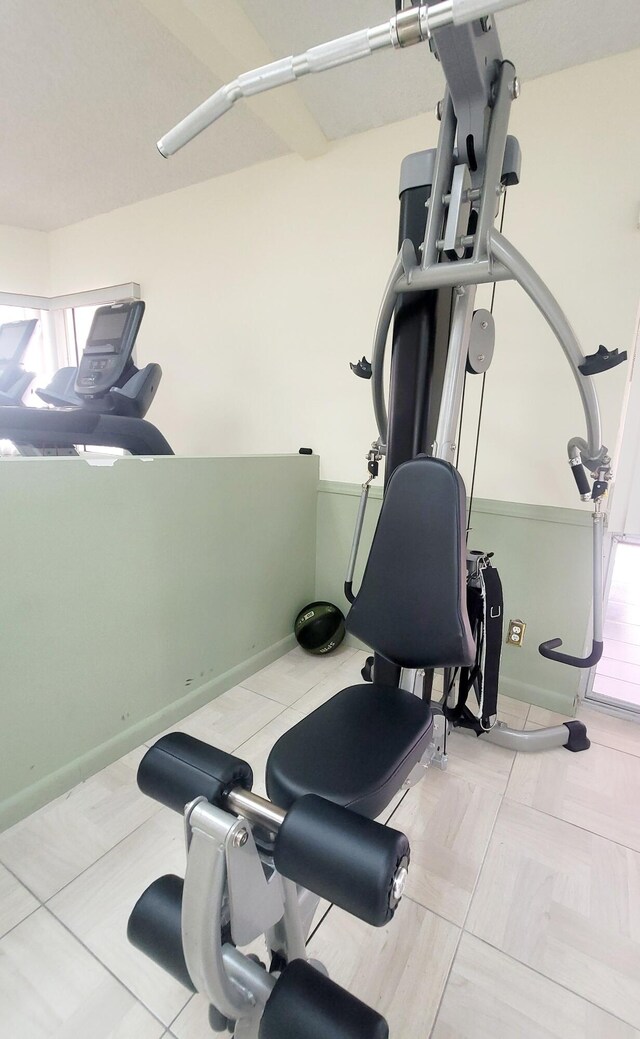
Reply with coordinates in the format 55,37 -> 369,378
507,619 -> 526,647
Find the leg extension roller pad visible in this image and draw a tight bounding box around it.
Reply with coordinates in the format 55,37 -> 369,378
260,958 -> 389,1039
137,732 -> 253,813
127,874 -> 195,992
273,794 -> 409,927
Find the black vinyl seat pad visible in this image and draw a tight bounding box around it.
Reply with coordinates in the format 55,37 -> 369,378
266,683 -> 433,820
346,455 -> 475,670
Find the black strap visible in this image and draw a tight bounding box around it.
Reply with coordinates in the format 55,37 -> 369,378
458,585 -> 483,712
479,564 -> 503,725
448,562 -> 503,730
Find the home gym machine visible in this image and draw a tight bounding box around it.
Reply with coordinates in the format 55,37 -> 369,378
343,8 -> 627,752
127,1 -> 623,1035
0,300 -> 172,455
0,318 -> 38,405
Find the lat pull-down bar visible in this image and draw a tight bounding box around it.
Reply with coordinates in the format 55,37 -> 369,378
157,0 -> 531,158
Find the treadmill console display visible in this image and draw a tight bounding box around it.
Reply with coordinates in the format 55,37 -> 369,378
90,312 -> 128,341
75,300 -> 145,397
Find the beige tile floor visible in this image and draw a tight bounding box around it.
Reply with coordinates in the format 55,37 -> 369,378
2,642 -> 640,1037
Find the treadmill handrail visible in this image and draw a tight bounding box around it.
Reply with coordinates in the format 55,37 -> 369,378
0,407 -> 173,456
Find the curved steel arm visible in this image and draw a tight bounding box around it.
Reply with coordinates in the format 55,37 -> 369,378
157,0 -> 532,157
489,230 -> 608,670
374,232 -> 606,473
539,508 -> 605,669
489,230 -> 604,465
370,243 -> 417,444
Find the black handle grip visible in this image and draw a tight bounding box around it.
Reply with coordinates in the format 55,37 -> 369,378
260,959 -> 388,1039
570,461 -> 591,497
138,733 -> 253,813
273,794 -> 409,927
539,638 -> 603,668
344,580 -> 355,604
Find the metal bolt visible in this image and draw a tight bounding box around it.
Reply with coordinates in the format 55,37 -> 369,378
480,320 -> 488,330
477,354 -> 485,362
391,866 -> 408,902
233,828 -> 249,848
435,99 -> 443,121
511,77 -> 521,100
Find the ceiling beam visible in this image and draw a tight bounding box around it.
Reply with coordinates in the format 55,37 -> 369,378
139,0 -> 327,159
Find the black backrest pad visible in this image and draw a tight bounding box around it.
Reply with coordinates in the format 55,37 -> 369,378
346,455 -> 475,669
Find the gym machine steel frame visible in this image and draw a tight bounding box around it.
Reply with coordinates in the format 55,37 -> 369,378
144,0 -> 621,1029
360,36 -> 612,751
159,0 -> 615,751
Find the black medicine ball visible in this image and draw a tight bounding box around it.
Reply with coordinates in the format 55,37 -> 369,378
294,601 -> 346,655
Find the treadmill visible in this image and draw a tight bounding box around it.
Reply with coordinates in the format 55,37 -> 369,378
0,302 -> 173,456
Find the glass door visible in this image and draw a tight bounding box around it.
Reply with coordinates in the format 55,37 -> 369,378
588,536 -> 640,712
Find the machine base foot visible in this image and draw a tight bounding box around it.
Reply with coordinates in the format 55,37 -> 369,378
563,720 -> 590,752
361,656 -> 374,682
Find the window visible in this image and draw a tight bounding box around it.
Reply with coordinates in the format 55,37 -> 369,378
63,304 -> 100,368
0,304 -> 55,404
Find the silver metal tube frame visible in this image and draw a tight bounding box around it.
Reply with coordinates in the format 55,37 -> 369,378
226,786 -> 286,832
372,232 -> 605,471
345,482 -> 371,594
157,1 -> 533,156
181,801 -> 270,1019
490,230 -> 603,461
432,285 -> 477,462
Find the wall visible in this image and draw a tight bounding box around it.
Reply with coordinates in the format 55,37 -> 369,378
316,484 -> 591,714
0,453 -> 318,829
47,49 -> 640,508
0,224 -> 49,295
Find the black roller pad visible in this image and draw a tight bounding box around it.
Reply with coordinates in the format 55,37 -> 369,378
259,959 -> 388,1039
273,794 -> 409,927
138,732 -> 253,813
127,874 -> 195,992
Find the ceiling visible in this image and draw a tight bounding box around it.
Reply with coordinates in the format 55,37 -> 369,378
2,0 -> 639,231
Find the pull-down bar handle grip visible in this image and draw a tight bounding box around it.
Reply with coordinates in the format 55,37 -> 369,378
538,637 -> 603,669
157,0 -> 532,158
539,508 -> 606,670
157,24 -> 395,157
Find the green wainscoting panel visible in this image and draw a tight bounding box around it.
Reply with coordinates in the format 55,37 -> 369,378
0,454 -> 318,828
316,481 -> 592,715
